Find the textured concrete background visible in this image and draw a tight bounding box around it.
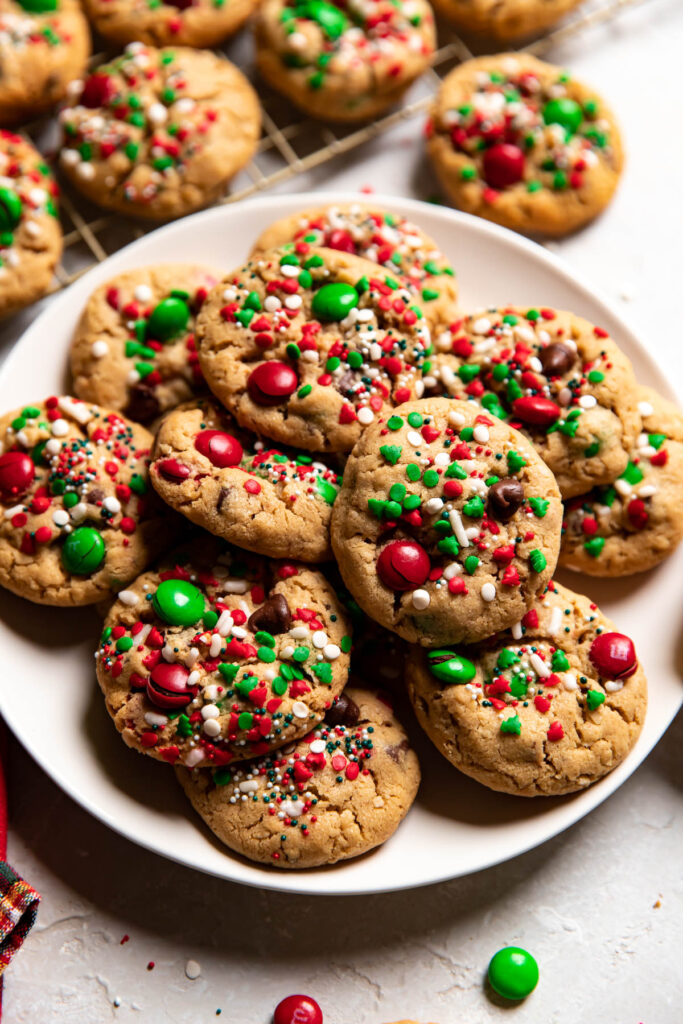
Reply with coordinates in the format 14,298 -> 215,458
2,0 -> 683,1020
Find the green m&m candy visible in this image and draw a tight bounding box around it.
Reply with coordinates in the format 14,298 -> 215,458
311,282 -> 358,321
61,526 -> 105,575
542,97 -> 583,134
297,0 -> 348,39
427,649 -> 476,684
488,946 -> 539,1000
0,188 -> 22,233
146,296 -> 190,342
152,579 -> 204,626
17,0 -> 58,11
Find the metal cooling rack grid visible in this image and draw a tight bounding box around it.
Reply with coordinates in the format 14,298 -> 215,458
22,0 -> 650,295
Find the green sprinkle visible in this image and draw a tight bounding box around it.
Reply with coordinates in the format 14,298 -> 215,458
529,549 -> 547,573
528,497 -> 550,518
584,536 -> 605,558
586,689 -> 606,710
500,715 -> 521,736
464,555 -> 479,575
380,444 -> 402,465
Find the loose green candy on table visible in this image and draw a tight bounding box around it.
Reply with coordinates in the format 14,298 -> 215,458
488,946 -> 539,1000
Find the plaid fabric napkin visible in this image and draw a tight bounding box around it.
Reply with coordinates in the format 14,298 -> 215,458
0,861 -> 39,975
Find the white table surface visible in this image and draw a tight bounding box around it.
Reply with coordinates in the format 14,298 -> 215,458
2,0 -> 683,1020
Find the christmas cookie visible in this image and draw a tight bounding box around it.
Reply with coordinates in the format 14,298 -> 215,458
331,397 -> 562,647
0,130 -> 61,318
0,0 -> 90,126
431,0 -> 583,43
406,580 -> 647,796
176,686 -> 420,866
96,535 -> 352,767
427,307 -> 640,498
58,43 -> 260,220
82,0 -> 258,49
0,396 -> 178,605
427,54 -> 623,237
150,398 -> 341,561
254,0 -> 435,123
251,203 -> 458,332
560,387 -> 683,576
70,264 -> 220,423
196,246 -> 432,453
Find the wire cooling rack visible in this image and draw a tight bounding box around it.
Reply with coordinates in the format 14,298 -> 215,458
25,0 -> 649,294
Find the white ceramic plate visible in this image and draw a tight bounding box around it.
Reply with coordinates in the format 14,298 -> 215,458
0,193 -> 680,895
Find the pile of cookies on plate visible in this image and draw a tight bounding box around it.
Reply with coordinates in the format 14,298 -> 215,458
1,0 -> 624,318
0,200 -> 680,869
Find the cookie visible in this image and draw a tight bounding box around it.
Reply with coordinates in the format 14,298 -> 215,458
96,535 -> 352,767
58,43 -> 260,220
70,264 -> 220,423
150,398 -> 341,562
196,246 -> 432,453
254,0 -> 435,123
0,130 -> 62,318
560,387 -> 683,576
0,396 -> 178,605
431,0 -> 583,43
0,0 -> 90,126
427,54 -> 623,237
252,203 -> 458,332
331,397 -> 562,647
176,686 -> 420,867
426,306 -> 640,499
406,580 -> 647,796
82,0 -> 258,48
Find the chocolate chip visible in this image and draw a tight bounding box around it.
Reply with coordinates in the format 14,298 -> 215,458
539,342 -> 575,377
325,693 -> 360,727
125,383 -> 160,423
216,486 -> 230,513
247,593 -> 291,635
488,477 -> 524,521
385,739 -> 410,763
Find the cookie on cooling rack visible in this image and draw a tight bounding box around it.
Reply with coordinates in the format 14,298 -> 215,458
431,0 -> 584,43
254,0 -> 435,123
0,131 -> 62,318
81,0 -> 258,48
58,43 -> 260,220
176,687 -> 420,867
427,53 -> 623,237
252,202 -> 459,331
0,0 -> 90,126
70,264 -> 220,422
406,580 -> 647,796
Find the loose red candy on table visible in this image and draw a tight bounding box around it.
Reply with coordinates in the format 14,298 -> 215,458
147,662 -> 195,709
0,450 -> 35,499
377,540 -> 430,591
589,632 -> 637,679
247,362 -> 298,406
511,395 -> 561,427
273,994 -> 323,1024
483,144 -> 525,189
195,429 -> 243,467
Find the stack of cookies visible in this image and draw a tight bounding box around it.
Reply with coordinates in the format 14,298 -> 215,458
0,200 -> 677,870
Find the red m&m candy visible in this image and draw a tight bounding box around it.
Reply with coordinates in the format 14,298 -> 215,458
273,994 -> 323,1024
247,362 -> 298,406
0,451 -> 35,500
195,430 -> 243,467
325,228 -> 356,254
483,144 -> 525,189
511,395 -> 561,427
377,540 -> 430,591
80,73 -> 115,108
147,662 -> 195,709
589,632 -> 637,679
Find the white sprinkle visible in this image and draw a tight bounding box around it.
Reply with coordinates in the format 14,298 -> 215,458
563,673 -> 578,691
309,739 -> 326,754
614,479 -> 632,497
284,295 -> 302,310
239,779 -> 259,793
185,647 -> 199,668
134,284 -> 153,303
311,630 -> 328,649
289,626 -> 309,640
579,395 -> 597,409
103,496 -> 121,514
473,424 -> 489,443
605,680 -> 624,693
547,606 -> 563,635
425,497 -> 444,515
443,562 -> 461,580
407,430 -> 422,446
202,719 -> 221,738
530,652 -> 551,677
481,582 -> 496,602
50,418 -> 69,437
280,264 -> 300,278
184,748 -> 204,768
216,609 -> 233,636
118,589 -> 139,607
323,643 -> 340,661
91,340 -> 109,358
292,701 -> 309,719
264,295 -> 281,312
147,102 -> 167,124
511,621 -> 523,640
638,400 -> 654,418
185,960 -> 201,981
52,510 -> 69,527
357,407 -> 374,425
144,711 -> 168,728
209,634 -> 222,658
472,317 -> 491,335
412,589 -> 430,610
449,508 -> 469,547
77,163 -> 95,181
448,410 -> 466,428
59,397 -> 93,424
201,704 -> 220,720
223,579 -> 249,594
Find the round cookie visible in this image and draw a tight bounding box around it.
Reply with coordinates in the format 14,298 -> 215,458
70,264 -> 220,423
406,580 -> 647,796
150,398 -> 342,562
254,0 -> 435,123
82,0 -> 258,48
431,0 -> 583,43
0,396 -> 178,605
427,53 -> 623,237
560,387 -> 683,575
196,245 -> 432,453
176,686 -> 420,867
331,397 -> 562,647
58,43 -> 260,220
252,203 -> 458,332
426,306 -> 640,499
0,0 -> 90,126
96,535 -> 352,767
0,130 -> 62,318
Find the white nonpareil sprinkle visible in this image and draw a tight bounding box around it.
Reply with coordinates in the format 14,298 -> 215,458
357,407 -> 374,425
291,701 -> 309,719
91,340 -> 109,358
50,418 -> 69,437
412,589 -> 430,610
481,583 -> 496,602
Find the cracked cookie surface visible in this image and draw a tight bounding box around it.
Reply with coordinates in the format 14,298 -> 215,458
406,580 -> 647,796
177,686 -> 420,867
431,0 -> 583,43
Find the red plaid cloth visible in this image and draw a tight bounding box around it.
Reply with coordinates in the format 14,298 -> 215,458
0,861 -> 39,975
